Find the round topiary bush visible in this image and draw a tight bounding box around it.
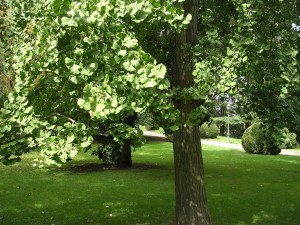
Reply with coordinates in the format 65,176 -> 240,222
200,123 -> 219,139
286,132 -> 298,148
242,123 -> 281,155
281,129 -> 298,149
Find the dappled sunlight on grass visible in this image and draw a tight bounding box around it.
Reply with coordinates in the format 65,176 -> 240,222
137,152 -> 161,156
251,211 -> 278,224
204,144 -> 300,225
273,157 -> 300,165
235,211 -> 279,225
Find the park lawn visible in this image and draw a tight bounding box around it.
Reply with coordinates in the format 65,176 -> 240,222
212,136 -> 242,145
211,136 -> 300,152
0,142 -> 299,225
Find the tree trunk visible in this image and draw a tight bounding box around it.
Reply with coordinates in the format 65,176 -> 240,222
173,126 -> 211,225
220,124 -> 225,136
296,1 -> 300,62
117,113 -> 137,168
117,140 -> 132,168
171,0 -> 212,224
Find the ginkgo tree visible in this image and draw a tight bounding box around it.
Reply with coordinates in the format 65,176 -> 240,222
0,1 -> 207,223
0,1 -> 14,108
0,0 -> 187,166
0,0 -> 299,225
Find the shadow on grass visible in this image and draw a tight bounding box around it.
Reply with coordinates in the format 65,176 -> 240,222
56,162 -> 163,173
0,199 -> 173,225
204,149 -> 300,225
0,160 -> 174,225
1,143 -> 299,225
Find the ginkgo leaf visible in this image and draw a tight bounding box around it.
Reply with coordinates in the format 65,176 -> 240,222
144,80 -> 157,88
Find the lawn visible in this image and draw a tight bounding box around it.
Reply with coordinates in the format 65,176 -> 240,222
211,135 -> 242,145
0,142 -> 300,225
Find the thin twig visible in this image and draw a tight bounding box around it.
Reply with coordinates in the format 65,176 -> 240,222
42,113 -> 77,124
55,113 -> 77,124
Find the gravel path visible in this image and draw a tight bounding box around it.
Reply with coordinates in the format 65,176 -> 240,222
143,130 -> 167,141
143,131 -> 300,156
201,139 -> 243,150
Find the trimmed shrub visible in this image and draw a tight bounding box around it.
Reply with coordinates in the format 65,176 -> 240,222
242,123 -> 281,155
200,123 -> 219,139
280,128 -> 298,149
286,132 -> 298,148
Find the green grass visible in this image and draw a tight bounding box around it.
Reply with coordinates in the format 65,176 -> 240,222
212,136 -> 300,151
211,135 -> 242,144
1,142 -> 300,225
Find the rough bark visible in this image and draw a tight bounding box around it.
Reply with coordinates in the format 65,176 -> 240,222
171,0 -> 212,224
173,126 -> 211,225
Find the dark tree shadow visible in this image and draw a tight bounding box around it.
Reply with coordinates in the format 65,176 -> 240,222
55,162 -> 162,173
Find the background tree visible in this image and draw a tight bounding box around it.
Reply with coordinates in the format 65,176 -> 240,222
196,0 -> 298,135
0,0 -> 14,108
279,1 -> 300,141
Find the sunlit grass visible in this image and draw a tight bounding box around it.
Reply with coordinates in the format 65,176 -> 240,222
212,135 -> 242,144
0,142 -> 300,225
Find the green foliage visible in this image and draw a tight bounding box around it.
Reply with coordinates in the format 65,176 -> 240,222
91,143 -> 121,165
286,132 -> 298,149
0,0 -> 14,104
0,0 -> 191,165
0,0 -> 299,167
280,128 -> 298,149
242,123 -> 281,155
226,123 -> 245,139
196,0 -> 299,130
199,123 -> 219,139
213,116 -> 243,125
225,0 -> 299,128
213,116 -> 246,138
137,113 -> 159,131
275,87 -> 300,143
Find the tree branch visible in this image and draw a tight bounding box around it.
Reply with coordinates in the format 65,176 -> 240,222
42,113 -> 77,124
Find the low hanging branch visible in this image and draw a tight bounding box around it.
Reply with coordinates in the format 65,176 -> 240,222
41,113 -> 77,124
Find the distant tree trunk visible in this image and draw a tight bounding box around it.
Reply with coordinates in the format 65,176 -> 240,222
116,113 -> 137,168
220,124 -> 225,136
296,0 -> 300,62
171,0 -> 211,224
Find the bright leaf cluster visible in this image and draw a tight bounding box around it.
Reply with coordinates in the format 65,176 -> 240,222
0,0 -> 190,166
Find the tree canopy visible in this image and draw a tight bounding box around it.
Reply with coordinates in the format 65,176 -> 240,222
0,0 -> 191,166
